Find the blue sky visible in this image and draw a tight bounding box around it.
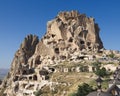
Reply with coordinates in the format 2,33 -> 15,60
0,0 -> 120,68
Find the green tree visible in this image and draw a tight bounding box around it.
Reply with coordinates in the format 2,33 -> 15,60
74,83 -> 94,96
92,61 -> 101,71
95,67 -> 107,77
108,53 -> 115,58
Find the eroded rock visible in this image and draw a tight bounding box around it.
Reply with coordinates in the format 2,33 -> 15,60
0,11 -> 104,96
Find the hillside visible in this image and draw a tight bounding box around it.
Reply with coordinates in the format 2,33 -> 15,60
0,10 -> 120,96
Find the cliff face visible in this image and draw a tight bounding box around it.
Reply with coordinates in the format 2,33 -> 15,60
0,11 -> 103,96
0,35 -> 39,96
37,11 -> 103,57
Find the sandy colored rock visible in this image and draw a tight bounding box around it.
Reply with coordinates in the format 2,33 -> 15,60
0,11 -> 105,96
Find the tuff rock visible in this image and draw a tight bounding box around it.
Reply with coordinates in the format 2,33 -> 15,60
0,11 -> 104,96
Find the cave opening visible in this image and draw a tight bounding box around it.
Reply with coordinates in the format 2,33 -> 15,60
54,48 -> 59,54
33,75 -> 37,80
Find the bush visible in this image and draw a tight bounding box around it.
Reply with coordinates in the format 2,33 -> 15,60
108,53 -> 115,58
92,62 -> 101,71
69,93 -> 76,96
72,83 -> 94,96
95,67 -> 107,77
33,90 -> 42,96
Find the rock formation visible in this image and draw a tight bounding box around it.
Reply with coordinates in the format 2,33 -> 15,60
0,11 -> 104,96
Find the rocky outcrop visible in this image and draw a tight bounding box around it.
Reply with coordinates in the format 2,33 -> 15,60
0,11 -> 104,96
47,10 -> 103,49
11,34 -> 39,76
0,35 -> 39,96
35,11 -> 103,63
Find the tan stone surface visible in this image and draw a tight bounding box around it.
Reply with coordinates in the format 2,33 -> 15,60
0,11 -> 105,96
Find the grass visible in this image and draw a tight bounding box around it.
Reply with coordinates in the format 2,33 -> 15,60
48,71 -> 96,96
43,61 -> 100,95
51,70 -> 111,95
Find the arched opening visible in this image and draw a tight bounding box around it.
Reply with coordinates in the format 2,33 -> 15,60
68,37 -> 73,42
29,76 -> 32,80
54,48 -> 59,54
13,76 -> 19,82
80,40 -> 84,45
22,70 -> 27,75
35,55 -> 41,64
33,75 -> 37,80
49,68 -> 55,72
39,69 -> 49,76
52,34 -> 55,38
45,75 -> 49,80
60,55 -> 66,60
29,68 -> 35,74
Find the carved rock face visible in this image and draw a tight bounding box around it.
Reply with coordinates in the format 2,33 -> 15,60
0,11 -> 104,96
37,11 -> 103,57
20,34 -> 39,58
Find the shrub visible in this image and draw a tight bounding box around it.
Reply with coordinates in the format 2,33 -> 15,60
92,61 -> 101,71
108,53 -> 115,58
33,90 -> 42,96
72,83 -> 94,96
95,67 -> 107,77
